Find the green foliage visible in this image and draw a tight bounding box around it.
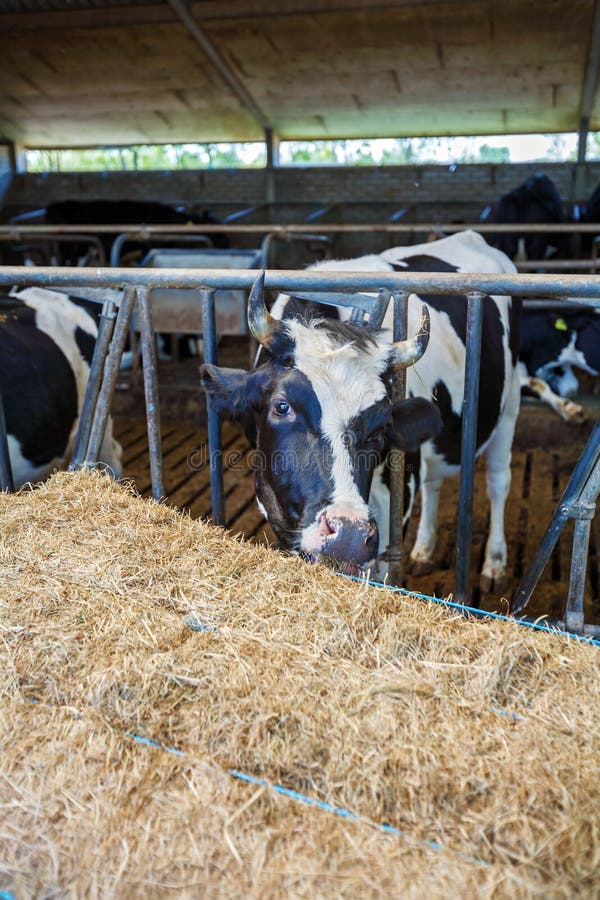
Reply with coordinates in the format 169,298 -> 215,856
25,133 -> 583,172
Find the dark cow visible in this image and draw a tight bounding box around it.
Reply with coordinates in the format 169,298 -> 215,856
485,174 -> 566,261
43,199 -> 230,265
519,308 -> 600,422
202,231 -> 521,591
581,182 -> 600,256
1,287 -> 122,489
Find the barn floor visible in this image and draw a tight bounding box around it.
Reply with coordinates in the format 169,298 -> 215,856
113,354 -> 600,625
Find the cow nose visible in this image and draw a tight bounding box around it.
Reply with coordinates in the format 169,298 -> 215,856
320,512 -> 379,566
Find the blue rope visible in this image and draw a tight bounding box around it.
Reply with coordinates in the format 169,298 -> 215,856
0,892 -> 15,899
337,573 -> 600,648
128,732 -> 487,867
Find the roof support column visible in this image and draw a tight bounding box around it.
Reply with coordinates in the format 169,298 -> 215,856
574,0 -> 600,201
265,127 -> 279,205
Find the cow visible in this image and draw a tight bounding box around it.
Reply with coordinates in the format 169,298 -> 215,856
581,182 -> 600,256
518,307 -> 600,422
17,199 -> 229,266
485,174 -> 567,261
201,230 -> 521,592
0,287 -> 122,489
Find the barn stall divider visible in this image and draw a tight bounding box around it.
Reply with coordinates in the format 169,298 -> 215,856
4,220 -> 600,272
1,263 -> 599,638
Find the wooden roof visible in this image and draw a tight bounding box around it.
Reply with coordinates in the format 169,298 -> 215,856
0,0 -> 598,147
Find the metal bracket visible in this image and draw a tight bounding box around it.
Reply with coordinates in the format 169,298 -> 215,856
559,501 -> 596,520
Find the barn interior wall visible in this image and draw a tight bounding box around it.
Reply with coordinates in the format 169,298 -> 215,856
3,161 -> 600,258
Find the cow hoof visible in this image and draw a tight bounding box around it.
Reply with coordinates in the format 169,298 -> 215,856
560,400 -> 587,425
479,572 -> 508,594
409,558 -> 436,576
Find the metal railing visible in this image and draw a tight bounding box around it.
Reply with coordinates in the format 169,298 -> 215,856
0,263 -> 598,634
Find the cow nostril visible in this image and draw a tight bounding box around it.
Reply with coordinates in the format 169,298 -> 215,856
323,514 -> 339,537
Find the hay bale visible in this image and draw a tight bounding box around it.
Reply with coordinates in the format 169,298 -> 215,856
1,470 -> 599,897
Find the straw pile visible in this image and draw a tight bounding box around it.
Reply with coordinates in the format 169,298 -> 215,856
1,471 -> 599,899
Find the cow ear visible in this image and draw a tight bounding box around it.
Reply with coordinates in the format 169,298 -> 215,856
390,397 -> 442,452
200,365 -> 268,419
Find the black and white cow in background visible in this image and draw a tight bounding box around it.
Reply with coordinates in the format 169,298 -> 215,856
484,173 -> 567,261
519,307 -> 600,422
202,230 -> 521,592
1,287 -> 122,489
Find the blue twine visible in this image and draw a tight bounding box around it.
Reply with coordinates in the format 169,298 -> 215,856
0,892 -> 15,900
128,732 -> 487,867
183,614 -> 218,633
337,573 -> 600,648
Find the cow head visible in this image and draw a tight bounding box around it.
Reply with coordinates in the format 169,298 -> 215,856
201,274 -> 441,570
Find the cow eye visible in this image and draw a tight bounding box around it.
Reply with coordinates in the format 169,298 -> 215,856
273,399 -> 291,417
366,427 -> 384,444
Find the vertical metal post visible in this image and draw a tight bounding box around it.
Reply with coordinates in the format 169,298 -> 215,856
200,287 -> 225,526
0,390 -> 14,493
136,287 -> 164,500
85,286 -> 136,465
455,291 -> 484,603
564,457 -> 600,633
387,291 -> 408,587
70,298 -> 117,469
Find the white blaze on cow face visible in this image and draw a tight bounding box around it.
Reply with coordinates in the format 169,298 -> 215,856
283,319 -> 390,557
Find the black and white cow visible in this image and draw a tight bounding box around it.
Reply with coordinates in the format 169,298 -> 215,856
0,287 -> 122,489
519,308 -> 600,422
485,174 -> 566,261
201,231 -> 521,592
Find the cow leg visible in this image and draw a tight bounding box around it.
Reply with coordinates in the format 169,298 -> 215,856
409,468 -> 444,575
521,373 -> 586,424
480,374 -> 520,593
98,416 -> 123,480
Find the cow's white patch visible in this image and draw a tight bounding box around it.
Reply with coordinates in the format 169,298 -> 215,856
288,318 -> 389,520
555,332 -> 599,376
7,434 -> 66,489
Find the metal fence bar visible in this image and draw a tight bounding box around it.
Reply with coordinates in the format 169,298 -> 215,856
3,266 -> 600,300
200,287 -> 225,526
387,291 -> 408,588
563,464 -> 598,634
4,222 -> 600,235
70,298 -> 118,469
455,292 -> 485,603
0,390 -> 14,493
136,287 -> 165,500
84,286 -> 136,466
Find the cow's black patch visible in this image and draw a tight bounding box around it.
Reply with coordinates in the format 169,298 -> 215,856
253,368 -> 335,550
0,299 -> 78,465
75,326 -> 96,364
520,311 -> 573,374
280,295 -> 341,323
429,378 -> 502,466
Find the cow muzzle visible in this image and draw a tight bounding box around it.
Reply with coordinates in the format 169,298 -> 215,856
305,509 -> 379,568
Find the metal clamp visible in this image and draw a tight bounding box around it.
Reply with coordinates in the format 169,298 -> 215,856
559,501 -> 596,520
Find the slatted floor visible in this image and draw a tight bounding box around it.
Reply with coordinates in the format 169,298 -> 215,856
114,407 -> 599,623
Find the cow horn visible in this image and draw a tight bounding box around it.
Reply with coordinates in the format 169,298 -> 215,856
247,270 -> 277,347
391,304 -> 430,368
